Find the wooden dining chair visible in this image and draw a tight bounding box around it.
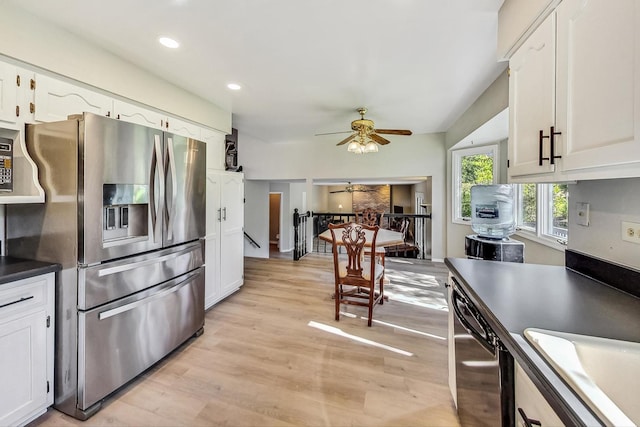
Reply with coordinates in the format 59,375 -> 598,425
356,207 -> 384,227
328,223 -> 385,327
356,208 -> 387,273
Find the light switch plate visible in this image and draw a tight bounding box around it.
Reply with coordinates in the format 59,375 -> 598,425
576,202 -> 589,226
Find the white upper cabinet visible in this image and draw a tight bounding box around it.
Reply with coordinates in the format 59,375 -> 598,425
498,0 -> 561,60
112,100 -> 164,129
33,74 -> 113,123
166,116 -> 201,139
508,13 -> 558,180
0,65 -> 33,125
508,0 -> 640,183
202,128 -> 226,171
0,63 -> 18,125
555,0 -> 640,177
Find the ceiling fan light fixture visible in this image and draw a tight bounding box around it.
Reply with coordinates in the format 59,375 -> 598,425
331,108 -> 411,154
347,141 -> 363,153
364,141 -> 379,153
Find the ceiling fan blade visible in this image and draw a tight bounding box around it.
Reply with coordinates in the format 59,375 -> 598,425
336,134 -> 356,146
370,133 -> 391,145
315,130 -> 352,136
329,190 -> 346,194
375,129 -> 413,136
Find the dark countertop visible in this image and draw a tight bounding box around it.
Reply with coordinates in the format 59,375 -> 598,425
444,257 -> 640,427
0,256 -> 61,286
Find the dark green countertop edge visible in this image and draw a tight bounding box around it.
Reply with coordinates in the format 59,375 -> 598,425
444,257 -> 614,427
0,256 -> 61,285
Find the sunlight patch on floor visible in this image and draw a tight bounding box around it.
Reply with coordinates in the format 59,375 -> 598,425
339,312 -> 445,340
368,318 -> 446,340
383,268 -> 448,311
307,321 -> 414,356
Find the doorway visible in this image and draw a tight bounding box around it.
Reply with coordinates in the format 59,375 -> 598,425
269,193 -> 282,257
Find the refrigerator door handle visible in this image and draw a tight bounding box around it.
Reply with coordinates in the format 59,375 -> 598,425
166,137 -> 178,240
98,269 -> 199,320
149,134 -> 164,242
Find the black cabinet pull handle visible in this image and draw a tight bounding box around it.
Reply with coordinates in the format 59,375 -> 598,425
518,407 -> 542,427
539,129 -> 550,165
0,295 -> 35,309
549,126 -> 562,165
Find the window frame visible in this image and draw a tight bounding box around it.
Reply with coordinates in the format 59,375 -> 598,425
514,183 -> 568,250
451,144 -> 499,225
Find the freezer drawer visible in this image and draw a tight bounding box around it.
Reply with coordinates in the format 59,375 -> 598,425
78,241 -> 203,310
77,266 -> 204,411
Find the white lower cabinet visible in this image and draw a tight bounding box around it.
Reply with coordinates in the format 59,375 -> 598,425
0,273 -> 55,427
205,170 -> 244,309
515,361 -> 564,427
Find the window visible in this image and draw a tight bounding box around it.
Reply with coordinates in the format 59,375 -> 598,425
452,145 -> 498,223
514,183 -> 569,245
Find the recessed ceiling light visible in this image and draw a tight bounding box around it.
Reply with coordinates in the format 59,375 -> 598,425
227,83 -> 242,91
159,37 -> 180,49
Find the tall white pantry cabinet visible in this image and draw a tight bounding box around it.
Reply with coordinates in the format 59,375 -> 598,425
205,132 -> 244,309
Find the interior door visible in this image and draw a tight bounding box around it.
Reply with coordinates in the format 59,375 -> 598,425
163,133 -> 206,247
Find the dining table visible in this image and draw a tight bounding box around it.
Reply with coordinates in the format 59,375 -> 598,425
317,224 -> 405,248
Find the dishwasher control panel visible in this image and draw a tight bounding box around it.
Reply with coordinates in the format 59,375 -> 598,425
0,136 -> 13,192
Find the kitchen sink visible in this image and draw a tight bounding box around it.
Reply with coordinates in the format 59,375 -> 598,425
524,328 -> 639,427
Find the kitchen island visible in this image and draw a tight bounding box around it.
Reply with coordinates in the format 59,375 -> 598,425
445,254 -> 640,426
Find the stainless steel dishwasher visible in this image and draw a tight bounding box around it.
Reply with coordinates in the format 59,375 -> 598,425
451,276 -> 514,427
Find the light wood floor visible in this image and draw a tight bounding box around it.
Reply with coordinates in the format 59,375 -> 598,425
30,254 -> 459,427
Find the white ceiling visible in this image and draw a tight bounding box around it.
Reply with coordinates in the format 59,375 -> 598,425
10,0 -> 507,144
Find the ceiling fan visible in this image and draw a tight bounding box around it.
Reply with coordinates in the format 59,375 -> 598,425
329,182 -> 376,194
318,107 -> 413,153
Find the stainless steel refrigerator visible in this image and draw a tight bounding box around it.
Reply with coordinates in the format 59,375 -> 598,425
7,112 -> 207,420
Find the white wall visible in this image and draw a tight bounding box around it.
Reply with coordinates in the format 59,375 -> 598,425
312,186 -> 329,212
244,180 -> 270,258
445,70 -> 509,260
239,131 -> 447,261
568,178 -> 640,270
0,2 -> 230,132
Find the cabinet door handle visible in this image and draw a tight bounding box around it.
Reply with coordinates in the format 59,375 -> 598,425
217,208 -> 222,222
222,207 -> 227,221
518,407 -> 542,427
0,295 -> 34,309
549,126 -> 562,165
539,129 -> 550,165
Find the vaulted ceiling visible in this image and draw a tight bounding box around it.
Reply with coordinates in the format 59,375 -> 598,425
9,0 -> 507,144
